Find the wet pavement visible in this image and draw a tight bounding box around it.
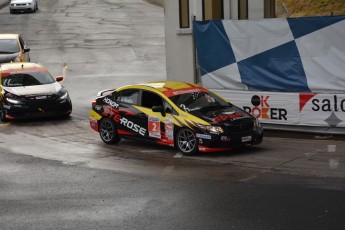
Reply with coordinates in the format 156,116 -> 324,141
1,1 -> 345,229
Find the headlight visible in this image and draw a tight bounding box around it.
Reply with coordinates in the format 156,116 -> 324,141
254,119 -> 263,132
5,92 -> 19,99
197,124 -> 224,134
6,98 -> 24,105
59,91 -> 69,100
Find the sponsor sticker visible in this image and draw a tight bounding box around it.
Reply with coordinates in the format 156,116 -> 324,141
164,118 -> 174,140
103,97 -> 119,108
148,116 -> 161,138
120,117 -> 146,136
196,133 -> 212,140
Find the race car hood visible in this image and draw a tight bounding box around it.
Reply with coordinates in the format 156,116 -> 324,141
190,105 -> 254,125
0,53 -> 19,64
3,82 -> 62,96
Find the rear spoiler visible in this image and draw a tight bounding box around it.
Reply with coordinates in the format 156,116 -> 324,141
97,89 -> 116,97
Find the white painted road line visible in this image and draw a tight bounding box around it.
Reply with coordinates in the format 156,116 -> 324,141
328,145 -> 337,152
174,153 -> 183,158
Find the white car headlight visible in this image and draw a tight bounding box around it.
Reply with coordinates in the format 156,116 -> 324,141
254,118 -> 263,132
197,124 -> 224,134
59,92 -> 69,100
6,98 -> 24,105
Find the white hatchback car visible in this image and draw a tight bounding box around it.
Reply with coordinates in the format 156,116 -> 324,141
9,0 -> 38,14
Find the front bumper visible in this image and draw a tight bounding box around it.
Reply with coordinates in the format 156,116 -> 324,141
196,129 -> 263,152
3,98 -> 72,120
10,4 -> 35,11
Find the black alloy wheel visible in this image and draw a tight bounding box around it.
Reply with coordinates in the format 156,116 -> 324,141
176,128 -> 198,155
99,118 -> 121,144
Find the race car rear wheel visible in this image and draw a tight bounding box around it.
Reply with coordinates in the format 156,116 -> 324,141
99,118 -> 121,144
176,128 -> 198,155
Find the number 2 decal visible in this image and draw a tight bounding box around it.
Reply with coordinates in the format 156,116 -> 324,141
148,116 -> 161,138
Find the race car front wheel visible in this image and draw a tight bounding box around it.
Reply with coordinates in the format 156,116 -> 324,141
176,128 -> 198,155
0,105 -> 7,122
99,118 -> 121,144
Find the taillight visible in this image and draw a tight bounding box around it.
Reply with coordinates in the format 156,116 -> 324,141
92,101 -> 96,106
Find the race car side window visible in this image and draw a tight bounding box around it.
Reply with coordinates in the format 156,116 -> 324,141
115,89 -> 139,105
141,90 -> 164,108
141,90 -> 176,115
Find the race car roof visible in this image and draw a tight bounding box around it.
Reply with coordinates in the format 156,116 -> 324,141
0,62 -> 47,77
136,81 -> 208,97
0,34 -> 19,39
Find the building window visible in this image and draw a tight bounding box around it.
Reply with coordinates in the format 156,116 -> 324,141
238,0 -> 248,20
202,0 -> 224,20
264,0 -> 275,18
179,0 -> 190,28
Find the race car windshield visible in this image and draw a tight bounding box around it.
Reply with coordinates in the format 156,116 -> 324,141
0,39 -> 20,53
1,72 -> 55,87
169,91 -> 231,112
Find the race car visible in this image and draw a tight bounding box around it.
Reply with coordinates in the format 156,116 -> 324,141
90,81 -> 263,155
0,34 -> 31,64
0,62 -> 72,121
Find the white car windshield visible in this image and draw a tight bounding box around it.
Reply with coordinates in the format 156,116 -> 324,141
0,39 -> 20,53
1,72 -> 55,87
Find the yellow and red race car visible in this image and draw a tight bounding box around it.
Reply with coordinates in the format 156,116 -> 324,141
0,34 -> 31,64
90,81 -> 263,155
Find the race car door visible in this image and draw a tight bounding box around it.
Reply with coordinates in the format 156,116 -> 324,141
139,90 -> 175,145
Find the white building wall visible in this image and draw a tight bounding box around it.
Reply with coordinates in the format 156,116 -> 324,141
164,0 -> 195,82
249,0 -> 264,19
164,0 -> 267,83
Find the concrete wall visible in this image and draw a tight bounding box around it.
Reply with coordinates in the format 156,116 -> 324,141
164,0 -> 195,82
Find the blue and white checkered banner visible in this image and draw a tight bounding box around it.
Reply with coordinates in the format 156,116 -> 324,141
193,16 -> 345,93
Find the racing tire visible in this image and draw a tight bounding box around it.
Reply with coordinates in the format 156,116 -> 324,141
99,118 -> 121,144
0,105 -> 7,122
176,128 -> 198,155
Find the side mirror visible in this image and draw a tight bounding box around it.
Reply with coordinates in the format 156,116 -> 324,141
152,105 -> 166,116
24,48 -> 30,53
56,76 -> 64,82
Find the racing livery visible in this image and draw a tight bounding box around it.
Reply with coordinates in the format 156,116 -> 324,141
90,81 -> 263,155
0,62 -> 72,121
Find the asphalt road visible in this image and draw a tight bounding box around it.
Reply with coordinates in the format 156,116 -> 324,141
1,0 -> 345,229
